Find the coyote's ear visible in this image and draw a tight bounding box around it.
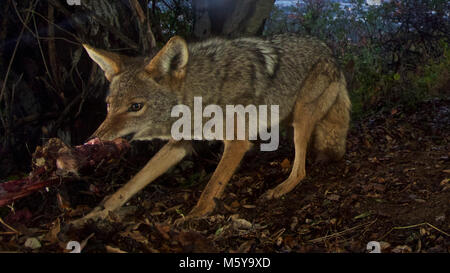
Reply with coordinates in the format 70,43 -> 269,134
83,44 -> 123,81
145,36 -> 188,81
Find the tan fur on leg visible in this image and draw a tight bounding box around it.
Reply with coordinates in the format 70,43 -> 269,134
186,140 -> 252,219
263,60 -> 345,200
71,140 -> 191,227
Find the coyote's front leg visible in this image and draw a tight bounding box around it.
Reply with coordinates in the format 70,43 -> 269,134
176,140 -> 252,223
71,140 -> 191,227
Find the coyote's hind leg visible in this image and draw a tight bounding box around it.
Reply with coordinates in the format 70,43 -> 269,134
262,106 -> 315,200
263,60 -> 344,200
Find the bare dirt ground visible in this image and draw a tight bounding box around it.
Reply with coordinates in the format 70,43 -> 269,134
0,98 -> 449,253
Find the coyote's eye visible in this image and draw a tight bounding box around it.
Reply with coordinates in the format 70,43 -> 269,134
129,103 -> 143,112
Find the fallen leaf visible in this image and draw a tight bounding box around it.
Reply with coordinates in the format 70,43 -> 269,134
380,241 -> 391,251
392,245 -> 412,253
105,245 -> 127,253
232,218 -> 252,230
280,158 -> 291,169
231,200 -> 240,208
354,212 -> 371,220
24,237 -> 41,249
327,194 -> 340,201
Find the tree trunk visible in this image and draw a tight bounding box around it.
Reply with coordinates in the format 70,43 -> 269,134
192,0 -> 275,39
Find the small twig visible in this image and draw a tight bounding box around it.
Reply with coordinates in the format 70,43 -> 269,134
78,4 -> 139,50
129,0 -> 157,54
8,74 -> 22,126
0,3 -> 10,61
0,231 -> 17,235
24,9 -> 81,42
381,222 -> 449,240
52,93 -> 82,133
0,217 -> 21,235
0,0 -> 37,104
0,1 -> 37,143
32,14 -> 53,82
12,1 -> 79,45
271,228 -> 286,241
129,0 -> 146,23
72,59 -> 94,118
308,220 -> 377,243
32,36 -> 80,45
48,4 -> 61,89
79,233 -> 95,252
47,0 -> 72,18
13,112 -> 59,128
11,4 -> 80,46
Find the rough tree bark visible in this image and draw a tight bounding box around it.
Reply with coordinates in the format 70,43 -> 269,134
192,0 -> 276,39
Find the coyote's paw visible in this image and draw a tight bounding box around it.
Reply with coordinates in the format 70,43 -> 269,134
173,205 -> 212,226
260,189 -> 279,201
260,185 -> 292,200
261,174 -> 304,201
260,182 -> 295,201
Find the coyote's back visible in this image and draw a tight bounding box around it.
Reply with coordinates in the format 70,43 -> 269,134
183,34 -> 334,123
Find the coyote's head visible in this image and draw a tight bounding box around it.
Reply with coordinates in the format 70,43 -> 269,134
83,36 -> 189,141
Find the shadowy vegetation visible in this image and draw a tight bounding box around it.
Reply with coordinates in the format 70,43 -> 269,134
265,0 -> 449,118
0,0 -> 194,178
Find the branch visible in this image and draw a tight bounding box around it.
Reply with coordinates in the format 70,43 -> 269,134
79,3 -> 139,50
0,0 -> 37,105
129,0 -> 157,53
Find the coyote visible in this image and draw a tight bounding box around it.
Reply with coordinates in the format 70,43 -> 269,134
75,34 -> 351,225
